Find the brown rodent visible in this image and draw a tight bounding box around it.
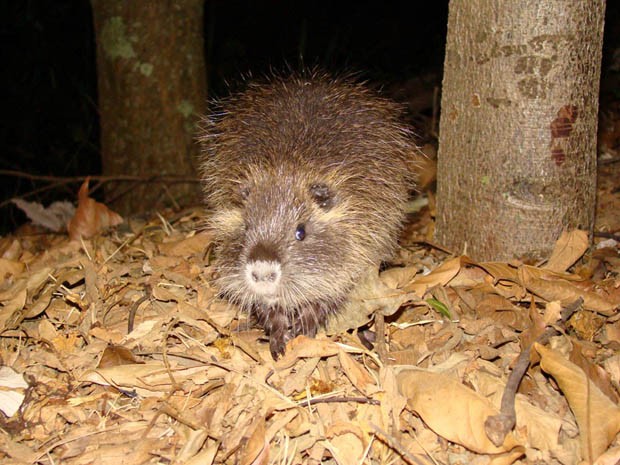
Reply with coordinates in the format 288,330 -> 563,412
199,71 -> 417,359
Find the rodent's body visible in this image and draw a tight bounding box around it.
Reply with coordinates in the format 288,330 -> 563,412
200,71 -> 417,358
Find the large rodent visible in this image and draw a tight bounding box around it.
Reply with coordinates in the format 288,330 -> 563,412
199,71 -> 417,359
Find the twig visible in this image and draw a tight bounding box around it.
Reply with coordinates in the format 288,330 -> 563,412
599,156 -> 620,166
0,170 -> 201,209
374,311 -> 388,363
594,231 -> 620,242
159,402 -> 203,431
127,285 -> 152,333
141,316 -> 182,440
297,395 -> 380,407
0,169 -> 200,184
484,298 -> 582,446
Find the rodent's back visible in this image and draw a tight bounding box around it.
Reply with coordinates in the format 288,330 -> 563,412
200,72 -> 415,213
199,71 -> 417,358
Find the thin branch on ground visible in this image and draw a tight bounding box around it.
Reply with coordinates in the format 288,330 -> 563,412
484,297 -> 583,447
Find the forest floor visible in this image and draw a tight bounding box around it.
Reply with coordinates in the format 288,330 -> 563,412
0,151 -> 618,464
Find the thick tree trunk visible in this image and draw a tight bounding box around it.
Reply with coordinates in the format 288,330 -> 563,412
91,0 -> 206,214
436,0 -> 605,261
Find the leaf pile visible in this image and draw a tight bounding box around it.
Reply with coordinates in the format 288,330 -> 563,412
0,207 -> 618,465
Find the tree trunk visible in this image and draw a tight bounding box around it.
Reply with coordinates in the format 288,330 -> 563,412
435,0 -> 605,261
91,0 -> 206,214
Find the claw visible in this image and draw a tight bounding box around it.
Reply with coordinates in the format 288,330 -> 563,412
269,329 -> 292,359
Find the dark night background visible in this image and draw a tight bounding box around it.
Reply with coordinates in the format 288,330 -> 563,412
0,1 -> 618,234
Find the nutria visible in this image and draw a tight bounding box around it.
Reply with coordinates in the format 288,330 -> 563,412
199,71 -> 417,359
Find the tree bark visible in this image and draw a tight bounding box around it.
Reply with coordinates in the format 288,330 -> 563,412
91,0 -> 206,214
436,0 -> 605,261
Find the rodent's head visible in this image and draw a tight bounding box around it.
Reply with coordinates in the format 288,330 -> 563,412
210,166 -> 366,311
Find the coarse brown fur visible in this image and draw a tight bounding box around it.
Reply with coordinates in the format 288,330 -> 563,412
199,70 -> 418,358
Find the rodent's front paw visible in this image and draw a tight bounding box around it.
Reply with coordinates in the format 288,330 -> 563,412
269,330 -> 292,360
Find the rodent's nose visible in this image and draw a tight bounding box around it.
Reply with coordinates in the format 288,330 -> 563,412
245,259 -> 282,296
251,269 -> 279,283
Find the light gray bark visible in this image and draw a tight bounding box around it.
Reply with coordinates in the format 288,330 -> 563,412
436,0 -> 605,261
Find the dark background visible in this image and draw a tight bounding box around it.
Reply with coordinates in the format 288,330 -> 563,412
0,1 -> 618,234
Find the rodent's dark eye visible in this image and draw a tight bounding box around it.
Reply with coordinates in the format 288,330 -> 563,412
309,183 -> 333,209
295,224 -> 306,241
239,186 -> 250,200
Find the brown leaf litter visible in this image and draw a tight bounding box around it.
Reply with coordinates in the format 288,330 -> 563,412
0,183 -> 619,464
67,177 -> 123,241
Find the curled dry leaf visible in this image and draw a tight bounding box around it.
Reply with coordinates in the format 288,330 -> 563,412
0,266 -> 57,333
592,446 -> 620,465
0,288 -> 26,333
275,335 -> 342,369
241,417 -> 269,465
97,345 -> 143,368
175,429 -> 210,464
544,230 -> 589,273
0,238 -> 22,260
396,368 -> 524,461
449,255 -> 618,315
338,350 -> 377,397
11,198 -> 76,232
379,265 -> 419,289
413,145 -> 437,190
81,362 -> 213,397
158,231 -> 213,257
403,256 -> 462,296
325,268 -> 415,335
519,266 -> 617,315
535,343 -> 620,464
0,366 -> 28,417
183,440 -> 219,465
324,423 -> 366,465
67,177 -> 123,241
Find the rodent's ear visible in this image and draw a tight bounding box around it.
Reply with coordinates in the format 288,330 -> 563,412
309,183 -> 334,209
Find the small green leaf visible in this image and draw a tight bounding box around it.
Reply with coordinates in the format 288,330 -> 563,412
426,298 -> 451,318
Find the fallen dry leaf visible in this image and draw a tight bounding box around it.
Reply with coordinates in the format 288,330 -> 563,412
544,230 -> 589,273
1,173 -> 619,465
379,265 -> 419,289
0,366 -> 28,417
158,231 -> 213,256
80,362 -> 217,397
535,342 -> 620,464
519,266 -> 617,314
275,335 -> 343,369
175,429 -> 210,464
98,344 -> 144,368
325,268 -> 415,335
183,439 -> 219,465
324,423 -> 366,465
396,368 -> 524,461
0,287 -> 26,332
593,446 -> 620,465
404,255 -> 463,296
241,417 -> 269,465
67,177 -> 123,240
338,350 -> 377,397
12,198 -> 75,232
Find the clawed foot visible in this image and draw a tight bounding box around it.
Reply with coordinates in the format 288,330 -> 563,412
257,304 -> 324,359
